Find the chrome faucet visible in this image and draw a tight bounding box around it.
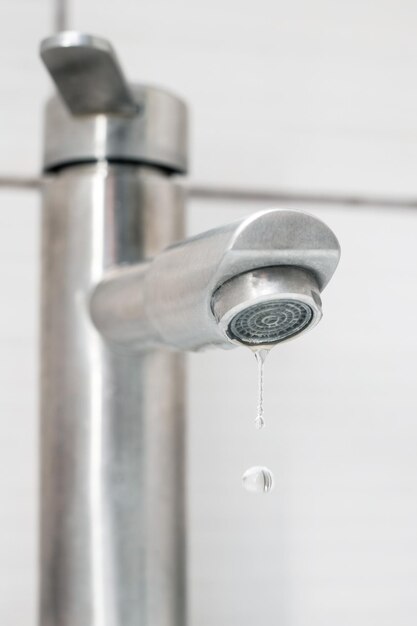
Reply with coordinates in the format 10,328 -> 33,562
39,31 -> 340,626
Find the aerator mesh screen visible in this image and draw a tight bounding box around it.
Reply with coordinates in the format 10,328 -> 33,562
228,299 -> 313,345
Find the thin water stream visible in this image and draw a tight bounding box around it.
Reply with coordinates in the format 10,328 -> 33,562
242,347 -> 274,494
254,348 -> 269,430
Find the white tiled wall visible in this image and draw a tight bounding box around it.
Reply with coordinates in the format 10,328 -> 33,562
1,2 -> 417,625
188,202 -> 417,626
73,0 -> 417,196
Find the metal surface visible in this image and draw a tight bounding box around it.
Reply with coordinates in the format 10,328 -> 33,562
39,28 -> 341,626
41,32 -> 137,115
40,32 -> 188,174
212,266 -> 322,347
91,209 -> 339,351
229,299 -> 313,344
54,0 -> 69,33
42,84 -> 187,173
40,164 -> 186,626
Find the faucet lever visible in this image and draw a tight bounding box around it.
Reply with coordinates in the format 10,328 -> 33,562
40,31 -> 138,116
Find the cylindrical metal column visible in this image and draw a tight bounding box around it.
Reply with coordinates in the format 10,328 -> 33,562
40,163 -> 186,626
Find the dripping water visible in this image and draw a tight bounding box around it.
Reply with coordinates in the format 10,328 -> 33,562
254,348 -> 269,430
242,347 -> 274,494
242,466 -> 274,494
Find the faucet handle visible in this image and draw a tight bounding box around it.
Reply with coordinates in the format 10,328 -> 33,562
40,31 -> 138,116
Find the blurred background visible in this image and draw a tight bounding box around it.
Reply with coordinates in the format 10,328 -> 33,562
2,1 -> 417,625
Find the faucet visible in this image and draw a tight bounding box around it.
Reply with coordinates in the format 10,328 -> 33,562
39,31 -> 340,626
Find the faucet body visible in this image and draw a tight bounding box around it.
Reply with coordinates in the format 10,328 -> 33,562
39,31 -> 340,626
40,33 -> 188,626
41,164 -> 187,626
90,208 -> 340,351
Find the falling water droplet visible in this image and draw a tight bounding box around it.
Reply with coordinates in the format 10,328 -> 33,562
254,348 -> 269,430
242,466 -> 274,494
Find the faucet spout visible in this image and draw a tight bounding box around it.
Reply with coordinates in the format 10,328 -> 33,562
91,208 -> 340,351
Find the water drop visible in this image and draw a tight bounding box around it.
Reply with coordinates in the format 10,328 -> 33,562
254,348 -> 269,430
242,466 -> 274,494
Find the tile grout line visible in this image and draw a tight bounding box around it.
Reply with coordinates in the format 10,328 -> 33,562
1,174 -> 417,209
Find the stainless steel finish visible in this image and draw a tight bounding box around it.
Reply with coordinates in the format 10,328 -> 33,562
40,164 -> 186,626
40,28 -> 341,626
41,31 -> 190,626
41,32 -> 137,115
54,0 -> 69,33
212,266 -> 322,347
40,32 -> 187,174
90,264 -> 151,348
91,208 -> 340,351
42,84 -> 187,173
